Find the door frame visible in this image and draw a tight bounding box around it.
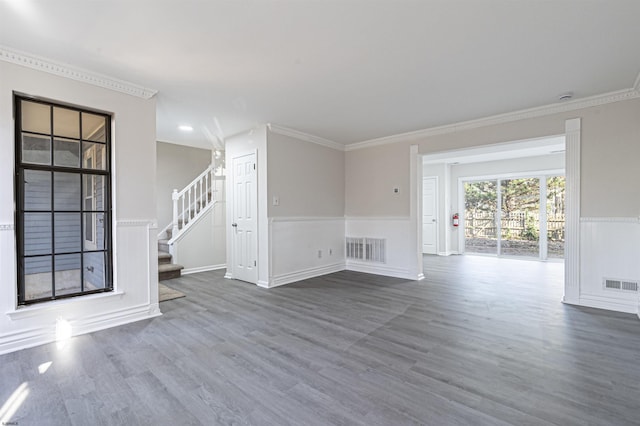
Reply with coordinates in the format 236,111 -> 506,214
414,119 -> 581,305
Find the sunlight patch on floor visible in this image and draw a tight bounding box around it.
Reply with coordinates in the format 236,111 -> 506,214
0,382 -> 29,424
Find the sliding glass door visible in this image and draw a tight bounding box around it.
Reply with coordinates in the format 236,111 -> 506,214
464,175 -> 564,260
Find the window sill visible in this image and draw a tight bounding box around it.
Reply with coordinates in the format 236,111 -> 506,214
6,291 -> 125,321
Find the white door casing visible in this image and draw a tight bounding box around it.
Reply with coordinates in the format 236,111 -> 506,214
422,177 -> 438,254
231,152 -> 258,284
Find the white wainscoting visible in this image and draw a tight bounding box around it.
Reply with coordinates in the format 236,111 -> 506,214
265,217 -> 346,288
579,217 -> 640,314
345,217 -> 422,280
171,203 -> 226,274
0,220 -> 161,354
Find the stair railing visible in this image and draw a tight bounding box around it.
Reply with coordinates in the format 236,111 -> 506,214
171,164 -> 215,239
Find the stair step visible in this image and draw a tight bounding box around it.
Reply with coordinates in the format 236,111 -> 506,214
158,251 -> 172,265
159,263 -> 184,281
158,239 -> 170,252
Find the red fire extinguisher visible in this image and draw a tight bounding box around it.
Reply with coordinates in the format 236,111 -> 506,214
452,213 -> 459,227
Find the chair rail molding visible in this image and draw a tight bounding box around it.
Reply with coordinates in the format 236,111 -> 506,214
580,217 -> 640,223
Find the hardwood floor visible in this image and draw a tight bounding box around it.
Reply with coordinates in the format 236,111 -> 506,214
2,255 -> 639,425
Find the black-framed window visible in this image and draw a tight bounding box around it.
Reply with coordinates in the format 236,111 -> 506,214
14,95 -> 113,305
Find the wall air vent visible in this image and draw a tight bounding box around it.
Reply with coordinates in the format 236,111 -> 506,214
346,237 -> 386,263
603,278 -> 639,293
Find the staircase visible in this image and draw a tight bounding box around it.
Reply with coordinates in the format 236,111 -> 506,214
157,164 -> 221,281
158,235 -> 183,281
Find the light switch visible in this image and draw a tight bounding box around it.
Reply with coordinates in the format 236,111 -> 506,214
272,196 -> 280,206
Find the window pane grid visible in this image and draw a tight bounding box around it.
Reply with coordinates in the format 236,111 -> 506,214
15,96 -> 112,305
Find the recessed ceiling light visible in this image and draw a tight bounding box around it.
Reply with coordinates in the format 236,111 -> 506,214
178,125 -> 193,132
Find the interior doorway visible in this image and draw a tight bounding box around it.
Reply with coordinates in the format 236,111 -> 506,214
416,121 -> 582,305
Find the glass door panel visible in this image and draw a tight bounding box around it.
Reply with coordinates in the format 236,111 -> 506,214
500,178 -> 540,257
464,180 -> 498,254
547,176 -> 565,259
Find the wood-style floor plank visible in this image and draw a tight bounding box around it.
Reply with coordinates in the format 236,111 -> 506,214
1,255 -> 639,425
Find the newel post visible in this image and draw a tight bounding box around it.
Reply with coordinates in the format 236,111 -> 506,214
172,189 -> 179,238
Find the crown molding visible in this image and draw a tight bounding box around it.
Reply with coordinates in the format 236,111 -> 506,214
267,124 -> 344,151
0,46 -> 157,100
345,87 -> 640,152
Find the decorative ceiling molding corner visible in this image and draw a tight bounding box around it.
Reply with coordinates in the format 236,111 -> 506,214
345,87 -> 640,152
267,124 -> 344,151
0,46 -> 158,100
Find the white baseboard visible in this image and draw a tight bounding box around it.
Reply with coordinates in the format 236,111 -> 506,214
268,262 -> 346,288
575,295 -> 638,315
182,264 -> 226,275
0,303 -> 161,355
346,261 -> 417,280
437,251 -> 459,256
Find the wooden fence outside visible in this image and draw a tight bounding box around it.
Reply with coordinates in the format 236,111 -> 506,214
465,211 -> 565,241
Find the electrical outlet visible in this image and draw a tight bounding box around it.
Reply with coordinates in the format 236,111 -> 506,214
393,187 -> 400,193
318,250 -> 322,259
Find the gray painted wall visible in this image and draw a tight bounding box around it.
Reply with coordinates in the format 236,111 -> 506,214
156,141 -> 211,229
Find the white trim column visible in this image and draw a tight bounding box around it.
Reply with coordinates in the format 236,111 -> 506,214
410,145 -> 425,280
564,118 -> 581,304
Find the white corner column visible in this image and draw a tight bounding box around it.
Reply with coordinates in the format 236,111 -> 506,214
563,118 -> 581,305
410,145 -> 425,280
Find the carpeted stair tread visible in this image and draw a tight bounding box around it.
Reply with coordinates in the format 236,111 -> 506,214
158,251 -> 172,264
159,263 -> 184,273
158,263 -> 184,281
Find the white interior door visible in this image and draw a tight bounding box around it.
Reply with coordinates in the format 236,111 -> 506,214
422,177 -> 438,254
232,152 -> 258,283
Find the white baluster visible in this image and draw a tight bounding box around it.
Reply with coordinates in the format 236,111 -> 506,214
187,187 -> 191,221
205,169 -> 209,206
198,178 -> 202,210
171,189 -> 179,238
181,195 -> 185,226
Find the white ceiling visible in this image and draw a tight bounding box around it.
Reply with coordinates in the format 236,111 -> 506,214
1,1 -> 639,149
